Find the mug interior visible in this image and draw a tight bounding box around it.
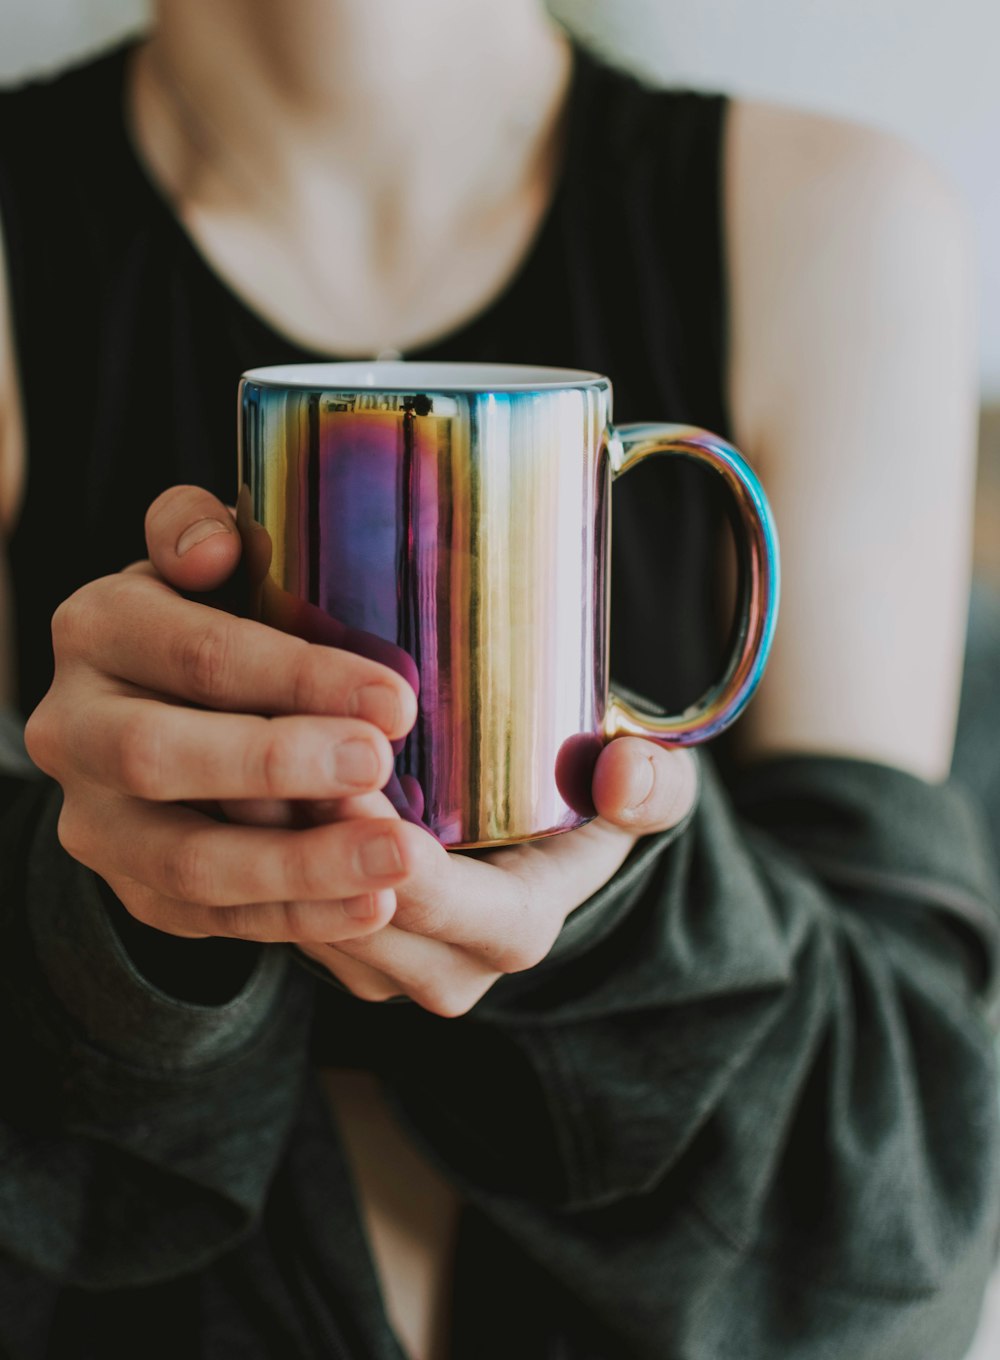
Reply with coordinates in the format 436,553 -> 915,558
241,361 -> 607,391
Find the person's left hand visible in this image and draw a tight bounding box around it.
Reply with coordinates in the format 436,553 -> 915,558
142,485 -> 698,1015
295,737 -> 698,1014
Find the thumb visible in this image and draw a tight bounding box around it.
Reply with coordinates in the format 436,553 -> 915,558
592,736 -> 699,834
144,485 -> 241,594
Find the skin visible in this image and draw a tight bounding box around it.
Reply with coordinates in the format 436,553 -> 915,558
0,0 -> 980,1355
23,490 -> 697,1010
11,0 -> 706,1013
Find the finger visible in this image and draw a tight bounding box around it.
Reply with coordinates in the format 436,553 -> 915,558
297,789 -> 398,824
145,485 -> 241,594
109,870 -> 398,943
304,812 -> 640,1000
68,694 -> 395,801
591,737 -> 699,832
216,798 -> 298,827
216,797 -> 382,831
217,788 -> 398,834
386,813 -> 639,973
204,890 -> 397,942
327,928 -> 501,1016
54,572 -> 417,737
58,791 -> 426,906
388,837 -> 571,974
296,941 -> 404,1003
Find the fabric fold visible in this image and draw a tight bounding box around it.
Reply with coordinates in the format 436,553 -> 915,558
0,776 -> 315,1289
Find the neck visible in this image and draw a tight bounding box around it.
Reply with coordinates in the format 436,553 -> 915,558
147,0 -> 569,169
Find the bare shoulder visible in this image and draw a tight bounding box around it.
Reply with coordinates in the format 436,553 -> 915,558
721,100 -> 979,781
724,98 -> 976,452
725,97 -> 969,233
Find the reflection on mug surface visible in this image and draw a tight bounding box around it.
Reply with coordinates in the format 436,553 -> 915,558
238,363 -> 779,848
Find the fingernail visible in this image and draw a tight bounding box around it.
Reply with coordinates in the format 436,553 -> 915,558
176,518 -> 230,556
341,893 -> 378,921
624,753 -> 656,810
349,684 -> 400,733
333,739 -> 381,787
360,833 -> 404,879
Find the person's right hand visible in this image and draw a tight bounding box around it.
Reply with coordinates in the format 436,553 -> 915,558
23,486 -> 428,943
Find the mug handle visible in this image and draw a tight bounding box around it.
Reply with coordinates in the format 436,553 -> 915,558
606,422 -> 781,745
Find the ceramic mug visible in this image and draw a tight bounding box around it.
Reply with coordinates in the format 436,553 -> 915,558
237,362 -> 779,847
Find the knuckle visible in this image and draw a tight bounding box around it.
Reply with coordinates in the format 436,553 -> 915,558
50,588 -> 91,654
290,646 -> 333,714
654,752 -> 698,827
116,884 -> 208,937
494,879 -> 556,975
212,902 -> 259,939
56,801 -> 89,864
116,890 -> 160,931
276,899 -> 316,941
284,839 -> 333,901
52,574 -> 147,660
495,925 -> 555,976
414,977 -> 488,1019
101,571 -> 144,610
23,704 -> 58,774
117,710 -> 164,798
178,624 -> 232,705
351,977 -> 401,1004
255,727 -> 299,798
397,894 -> 447,939
119,898 -> 158,931
169,833 -> 215,903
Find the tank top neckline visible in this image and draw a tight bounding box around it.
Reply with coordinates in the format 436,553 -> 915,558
111,35 -> 594,366
4,35 -> 734,722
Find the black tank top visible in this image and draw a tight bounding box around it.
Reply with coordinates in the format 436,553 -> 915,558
0,38 -> 731,722
0,39 -> 734,1358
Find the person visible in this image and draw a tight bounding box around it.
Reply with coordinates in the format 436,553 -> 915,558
0,1 -> 997,1357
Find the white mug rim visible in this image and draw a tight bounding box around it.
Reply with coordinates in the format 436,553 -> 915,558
241,361 -> 610,392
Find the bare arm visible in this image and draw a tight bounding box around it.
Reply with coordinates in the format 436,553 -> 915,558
726,101 -> 979,782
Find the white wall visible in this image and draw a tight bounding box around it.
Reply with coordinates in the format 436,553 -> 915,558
0,0 -> 147,78
1,0 -> 999,397
551,0 -> 1000,400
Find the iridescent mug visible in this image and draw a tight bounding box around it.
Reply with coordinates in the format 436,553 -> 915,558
237,362 -> 779,848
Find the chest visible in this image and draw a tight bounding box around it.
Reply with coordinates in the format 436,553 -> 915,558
5,122 -> 728,723
321,1068 -> 460,1360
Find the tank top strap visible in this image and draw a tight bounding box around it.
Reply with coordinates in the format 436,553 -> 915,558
556,51 -> 733,710
559,45 -> 731,437
0,38 -> 733,718
0,45 -> 141,395
0,45 -> 151,715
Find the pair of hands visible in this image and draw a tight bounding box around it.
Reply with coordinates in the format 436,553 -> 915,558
24,486 -> 698,1016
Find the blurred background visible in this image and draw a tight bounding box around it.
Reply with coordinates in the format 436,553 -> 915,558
1,2 -> 998,1354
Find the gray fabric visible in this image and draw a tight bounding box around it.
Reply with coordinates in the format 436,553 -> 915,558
3,605 -> 1000,1357
955,582 -> 1000,858
2,729 -> 999,1357
29,791 -> 290,1070
952,580 -> 1000,1360
0,776 -> 315,1291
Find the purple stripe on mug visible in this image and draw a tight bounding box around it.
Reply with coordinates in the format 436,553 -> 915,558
237,363 -> 780,848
